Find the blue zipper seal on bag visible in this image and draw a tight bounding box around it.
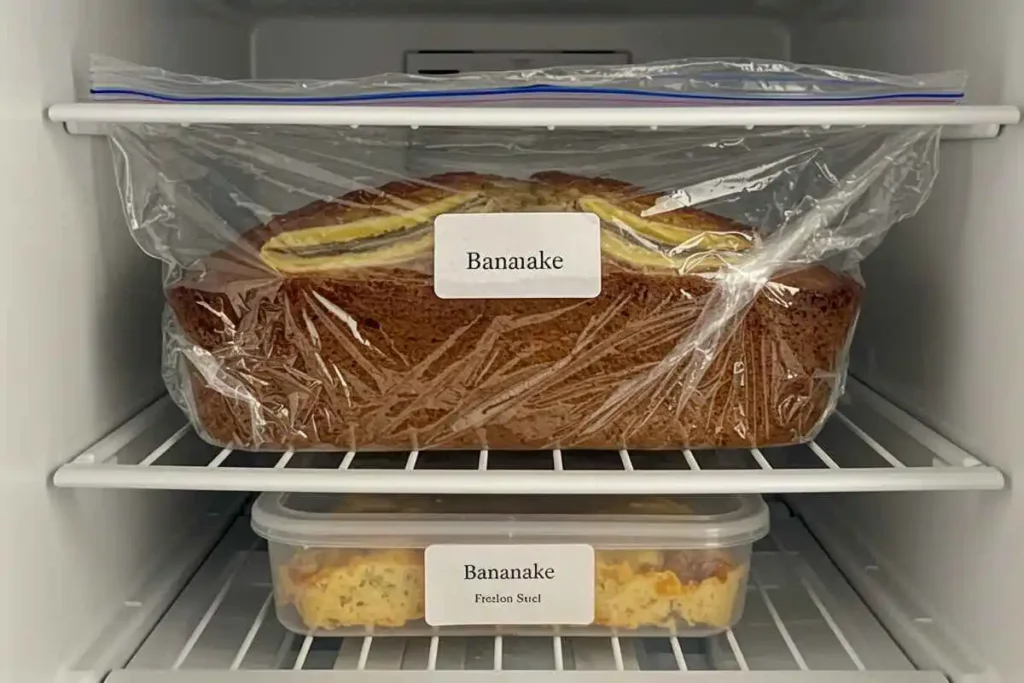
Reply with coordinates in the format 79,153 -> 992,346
89,83 -> 965,105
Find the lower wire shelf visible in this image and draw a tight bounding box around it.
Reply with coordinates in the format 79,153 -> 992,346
89,508 -> 948,682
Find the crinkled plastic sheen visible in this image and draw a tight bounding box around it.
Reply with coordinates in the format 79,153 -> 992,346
104,60 -> 948,452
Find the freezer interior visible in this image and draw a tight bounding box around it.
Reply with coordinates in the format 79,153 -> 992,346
7,0 -> 1022,680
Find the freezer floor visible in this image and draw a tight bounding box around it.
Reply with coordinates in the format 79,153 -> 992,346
91,509 -> 949,682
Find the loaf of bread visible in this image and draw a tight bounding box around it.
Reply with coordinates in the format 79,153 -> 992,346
167,171 -> 860,450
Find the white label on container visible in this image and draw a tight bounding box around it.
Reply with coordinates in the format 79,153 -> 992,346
433,213 -> 602,299
424,544 -> 595,626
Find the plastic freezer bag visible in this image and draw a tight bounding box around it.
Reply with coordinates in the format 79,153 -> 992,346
103,64 -> 948,452
91,54 -> 965,104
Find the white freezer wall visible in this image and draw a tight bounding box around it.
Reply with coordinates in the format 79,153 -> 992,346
0,2 -> 249,682
792,0 -> 1024,679
6,1 -> 1023,681
251,15 -> 790,78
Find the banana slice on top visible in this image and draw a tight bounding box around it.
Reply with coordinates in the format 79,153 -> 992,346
257,186 -> 754,276
260,191 -> 481,273
578,195 -> 756,253
601,230 -> 744,274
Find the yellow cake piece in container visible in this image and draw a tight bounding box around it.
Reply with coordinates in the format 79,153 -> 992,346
253,493 -> 769,636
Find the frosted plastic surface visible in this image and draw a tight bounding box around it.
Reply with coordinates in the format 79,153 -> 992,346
251,492 -> 770,548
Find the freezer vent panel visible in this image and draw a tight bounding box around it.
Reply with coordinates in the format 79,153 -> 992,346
405,51 -> 631,75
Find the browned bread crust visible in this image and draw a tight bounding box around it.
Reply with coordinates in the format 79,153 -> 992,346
167,171 -> 860,450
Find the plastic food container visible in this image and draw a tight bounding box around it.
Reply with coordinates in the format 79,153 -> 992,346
252,493 -> 769,637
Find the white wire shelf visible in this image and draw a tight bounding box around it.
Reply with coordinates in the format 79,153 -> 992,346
51,378 -> 1004,494
85,509 -> 949,682
47,102 -> 1020,138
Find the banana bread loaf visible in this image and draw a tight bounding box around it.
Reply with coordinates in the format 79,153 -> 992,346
167,171 -> 861,450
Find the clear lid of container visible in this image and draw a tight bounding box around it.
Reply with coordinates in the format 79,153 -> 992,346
252,493 -> 769,549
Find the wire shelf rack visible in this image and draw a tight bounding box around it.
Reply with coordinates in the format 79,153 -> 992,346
88,510 -> 948,682
52,378 -> 1004,494
48,102 -> 1021,139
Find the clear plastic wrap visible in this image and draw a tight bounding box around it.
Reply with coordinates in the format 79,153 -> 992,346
102,58 -> 953,451
91,54 -> 965,104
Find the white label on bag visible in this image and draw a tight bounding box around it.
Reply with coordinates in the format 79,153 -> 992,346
433,213 -> 602,299
424,544 -> 596,626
